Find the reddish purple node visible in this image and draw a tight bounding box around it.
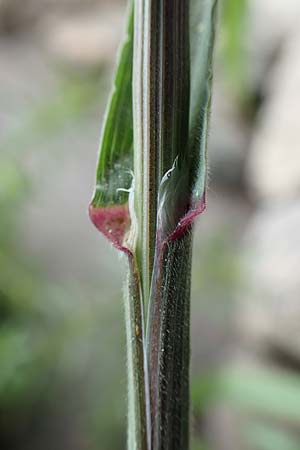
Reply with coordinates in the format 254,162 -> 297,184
169,192 -> 206,242
89,203 -> 132,256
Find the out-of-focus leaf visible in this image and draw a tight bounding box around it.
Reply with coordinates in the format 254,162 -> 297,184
219,367 -> 300,421
0,327 -> 41,407
247,422 -> 299,450
0,162 -> 26,204
191,436 -> 210,450
0,77 -> 103,158
0,161 -> 28,236
221,0 -> 247,94
192,366 -> 300,422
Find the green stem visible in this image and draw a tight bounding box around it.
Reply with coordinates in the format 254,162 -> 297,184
124,255 -> 149,450
133,0 -> 161,305
90,1 -> 218,449
133,1 -> 191,449
133,0 -> 190,304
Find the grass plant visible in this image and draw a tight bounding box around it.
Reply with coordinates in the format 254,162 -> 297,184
89,1 -> 218,449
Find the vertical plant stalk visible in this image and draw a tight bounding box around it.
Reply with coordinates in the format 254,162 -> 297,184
124,255 -> 149,450
144,1 -> 218,449
90,0 -> 218,449
133,4 -> 192,447
133,0 -> 160,304
133,0 -> 191,303
133,0 -> 192,448
148,232 -> 194,450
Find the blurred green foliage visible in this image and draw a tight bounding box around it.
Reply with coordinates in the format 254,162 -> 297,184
221,0 -> 247,83
247,423 -> 300,450
1,76 -> 104,157
192,367 -> 300,419
192,367 -> 300,449
0,72 -> 127,450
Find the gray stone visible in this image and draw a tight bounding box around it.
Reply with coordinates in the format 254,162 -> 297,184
43,5 -> 125,71
0,0 -> 125,32
245,0 -> 300,202
246,30 -> 300,203
237,201 -> 300,359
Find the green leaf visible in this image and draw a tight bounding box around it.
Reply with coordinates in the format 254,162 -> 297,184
192,366 -> 300,422
246,422 -> 300,450
89,3 -> 134,253
189,0 -> 218,205
221,0 -> 248,96
157,0 -> 218,242
218,367 -> 300,421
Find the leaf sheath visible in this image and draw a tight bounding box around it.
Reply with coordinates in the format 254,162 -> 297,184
148,231 -> 193,450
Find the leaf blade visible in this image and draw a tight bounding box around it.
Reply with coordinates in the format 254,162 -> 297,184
89,4 -> 135,254
92,6 -> 134,209
189,0 -> 218,205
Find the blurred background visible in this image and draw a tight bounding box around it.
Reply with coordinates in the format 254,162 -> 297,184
1,0 -> 300,449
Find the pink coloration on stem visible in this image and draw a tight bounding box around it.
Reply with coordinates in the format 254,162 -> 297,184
169,192 -> 206,242
89,203 -> 132,256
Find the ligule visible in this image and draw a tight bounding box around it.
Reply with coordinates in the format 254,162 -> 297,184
89,1 -> 218,449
